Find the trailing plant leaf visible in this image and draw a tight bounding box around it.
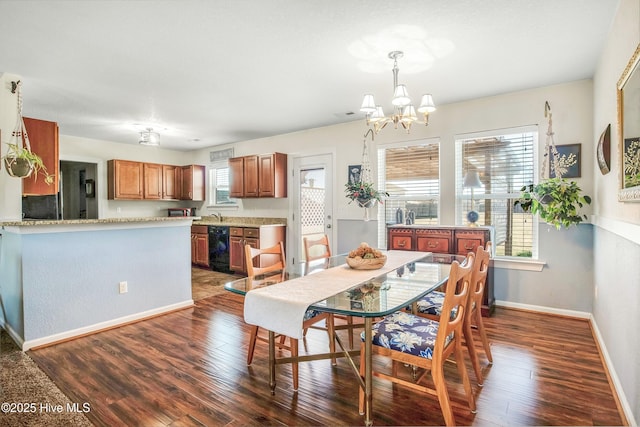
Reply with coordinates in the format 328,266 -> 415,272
514,177 -> 591,229
344,180 -> 389,204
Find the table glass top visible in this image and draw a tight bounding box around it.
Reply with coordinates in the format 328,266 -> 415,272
224,252 -> 465,317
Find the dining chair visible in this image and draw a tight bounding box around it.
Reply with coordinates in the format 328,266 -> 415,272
303,235 -> 362,349
359,253 -> 476,427
244,242 -> 334,390
414,244 -> 493,385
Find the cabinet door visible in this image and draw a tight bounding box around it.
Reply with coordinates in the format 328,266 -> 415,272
388,228 -> 414,250
454,230 -> 487,255
229,235 -> 245,273
229,157 -> 244,198
194,234 -> 209,267
416,229 -> 453,254
162,165 -> 179,199
243,155 -> 259,197
108,160 -> 143,200
258,154 -> 275,197
180,165 -> 205,201
143,163 -> 163,199
22,117 -> 59,196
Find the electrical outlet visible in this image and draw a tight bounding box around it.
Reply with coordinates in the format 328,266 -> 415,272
119,281 -> 128,294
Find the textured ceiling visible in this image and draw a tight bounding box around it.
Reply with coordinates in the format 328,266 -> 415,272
0,0 -> 620,151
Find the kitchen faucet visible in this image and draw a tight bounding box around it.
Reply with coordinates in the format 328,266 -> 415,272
211,212 -> 222,222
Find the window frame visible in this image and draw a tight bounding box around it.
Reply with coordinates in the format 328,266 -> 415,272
207,160 -> 237,208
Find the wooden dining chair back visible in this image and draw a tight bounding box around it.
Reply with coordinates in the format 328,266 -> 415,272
414,243 -> 494,385
462,243 -> 493,384
245,242 -> 286,276
303,235 -> 332,262
243,241 -> 334,391
359,253 -> 476,426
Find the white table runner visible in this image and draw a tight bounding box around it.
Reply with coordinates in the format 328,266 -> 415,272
243,250 -> 429,339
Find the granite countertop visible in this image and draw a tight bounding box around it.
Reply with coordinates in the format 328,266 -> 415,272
194,216 -> 287,227
0,217 -> 198,227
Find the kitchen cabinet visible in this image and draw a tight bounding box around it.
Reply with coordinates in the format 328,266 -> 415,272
191,225 -> 209,267
180,165 -> 205,201
22,117 -> 59,196
229,225 -> 286,275
388,225 -> 494,316
143,163 -> 163,199
108,160 -> 143,200
162,165 -> 180,200
108,160 -> 204,201
229,152 -> 287,198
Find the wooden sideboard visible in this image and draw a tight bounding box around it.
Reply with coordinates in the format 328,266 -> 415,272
387,225 -> 495,316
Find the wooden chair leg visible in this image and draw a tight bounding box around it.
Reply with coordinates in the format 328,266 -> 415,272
463,317 -> 483,386
247,325 -> 259,365
358,342 -> 366,414
432,359 -> 456,426
327,314 -> 337,366
475,309 -> 493,363
453,340 -> 476,413
347,316 -> 354,349
291,337 -> 299,391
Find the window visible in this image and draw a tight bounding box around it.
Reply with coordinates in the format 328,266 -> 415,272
455,126 -> 537,258
378,139 -> 440,245
208,162 -> 236,206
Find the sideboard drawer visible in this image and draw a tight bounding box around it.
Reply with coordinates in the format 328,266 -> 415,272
416,229 -> 452,254
389,235 -> 413,250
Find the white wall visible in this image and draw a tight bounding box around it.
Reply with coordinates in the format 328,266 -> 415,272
0,73 -> 25,220
592,0 -> 640,423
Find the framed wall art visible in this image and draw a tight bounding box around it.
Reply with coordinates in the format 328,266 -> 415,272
348,164 -> 362,184
617,43 -> 640,202
549,144 -> 581,178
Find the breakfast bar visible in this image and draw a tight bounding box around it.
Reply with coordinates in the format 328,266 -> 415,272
0,217 -> 195,350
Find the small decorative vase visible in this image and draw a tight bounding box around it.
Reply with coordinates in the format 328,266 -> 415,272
4,157 -> 34,178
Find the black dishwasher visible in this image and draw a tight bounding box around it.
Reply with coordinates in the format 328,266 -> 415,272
208,226 -> 232,273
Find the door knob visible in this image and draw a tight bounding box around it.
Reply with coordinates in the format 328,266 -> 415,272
326,224 -> 332,229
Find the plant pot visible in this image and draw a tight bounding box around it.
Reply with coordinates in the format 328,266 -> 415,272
357,198 -> 376,209
4,156 -> 34,178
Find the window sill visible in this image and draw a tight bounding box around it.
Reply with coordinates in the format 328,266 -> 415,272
493,257 -> 546,272
206,204 -> 239,210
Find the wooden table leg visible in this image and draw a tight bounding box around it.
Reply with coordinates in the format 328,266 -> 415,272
269,330 -> 276,394
364,317 -> 373,426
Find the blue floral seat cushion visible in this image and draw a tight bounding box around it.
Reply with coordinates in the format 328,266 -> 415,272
361,311 -> 452,360
303,309 -> 321,321
416,290 -> 446,316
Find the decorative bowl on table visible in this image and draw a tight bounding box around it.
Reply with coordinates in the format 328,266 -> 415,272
346,243 -> 387,270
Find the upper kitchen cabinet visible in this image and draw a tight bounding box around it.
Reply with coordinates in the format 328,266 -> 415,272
229,152 -> 287,198
108,159 -> 143,200
143,163 -> 163,199
180,165 -> 205,201
162,165 -> 180,200
22,117 -> 59,196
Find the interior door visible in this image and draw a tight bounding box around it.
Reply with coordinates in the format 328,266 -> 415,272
290,154 -> 334,265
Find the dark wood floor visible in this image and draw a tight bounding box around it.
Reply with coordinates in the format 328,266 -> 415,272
29,285 -> 625,426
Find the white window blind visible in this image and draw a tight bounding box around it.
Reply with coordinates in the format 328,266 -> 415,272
455,127 -> 537,258
377,139 -> 440,247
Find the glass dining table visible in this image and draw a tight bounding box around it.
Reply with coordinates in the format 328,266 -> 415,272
224,251 -> 462,426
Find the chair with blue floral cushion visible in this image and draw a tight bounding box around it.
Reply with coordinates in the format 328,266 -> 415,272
359,253 -> 476,427
415,244 -> 493,385
244,242 -> 334,391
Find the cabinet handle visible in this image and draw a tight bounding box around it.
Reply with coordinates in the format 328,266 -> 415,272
428,242 -> 439,248
465,243 -> 475,250
397,241 -> 406,247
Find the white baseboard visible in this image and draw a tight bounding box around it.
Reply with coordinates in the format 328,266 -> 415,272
21,300 -> 194,351
495,300 -> 590,318
496,300 -> 636,426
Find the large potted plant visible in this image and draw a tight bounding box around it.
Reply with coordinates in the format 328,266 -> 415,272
2,142 -> 54,184
514,177 -> 591,229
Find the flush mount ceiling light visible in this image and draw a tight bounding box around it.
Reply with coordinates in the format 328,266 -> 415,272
139,128 -> 160,146
360,51 -> 436,134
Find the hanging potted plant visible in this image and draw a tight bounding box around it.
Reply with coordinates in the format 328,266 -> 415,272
514,178 -> 591,229
344,180 -> 389,208
514,102 -> 591,229
2,142 -> 54,184
2,80 -> 54,184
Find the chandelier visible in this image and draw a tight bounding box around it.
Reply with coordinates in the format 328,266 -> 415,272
139,128 -> 160,146
359,51 -> 436,134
